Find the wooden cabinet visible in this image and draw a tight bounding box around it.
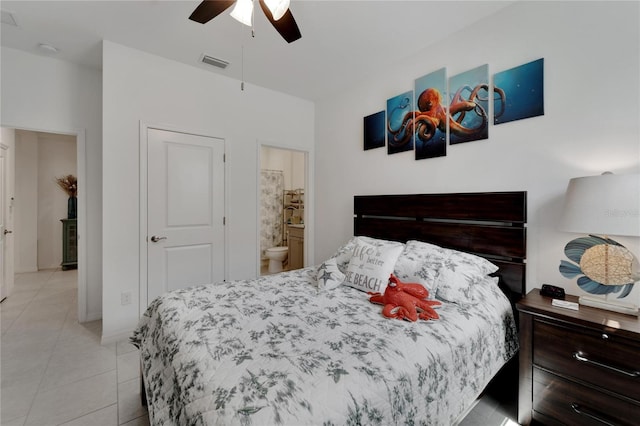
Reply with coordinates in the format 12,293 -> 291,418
287,225 -> 304,270
517,289 -> 640,425
61,218 -> 77,270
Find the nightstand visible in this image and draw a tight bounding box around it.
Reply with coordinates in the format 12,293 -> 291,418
517,289 -> 640,425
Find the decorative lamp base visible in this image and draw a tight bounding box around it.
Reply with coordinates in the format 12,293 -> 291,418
578,294 -> 639,316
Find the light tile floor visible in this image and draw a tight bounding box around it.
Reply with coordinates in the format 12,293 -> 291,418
1,269 -> 149,426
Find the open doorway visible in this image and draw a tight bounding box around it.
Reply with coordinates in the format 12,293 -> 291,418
8,128 -> 86,321
15,131 -> 76,271
259,145 -> 307,276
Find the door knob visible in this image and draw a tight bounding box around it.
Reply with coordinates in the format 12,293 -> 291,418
3,229 -> 12,235
150,235 -> 167,242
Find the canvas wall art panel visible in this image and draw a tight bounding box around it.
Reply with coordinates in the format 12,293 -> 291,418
363,110 -> 386,150
414,68 -> 447,160
493,58 -> 544,125
448,64 -> 489,144
386,91 -> 415,154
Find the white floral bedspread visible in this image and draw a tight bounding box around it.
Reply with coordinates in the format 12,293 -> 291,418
131,267 -> 518,426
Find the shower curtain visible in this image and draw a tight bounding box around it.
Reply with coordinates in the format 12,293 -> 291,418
260,170 -> 284,257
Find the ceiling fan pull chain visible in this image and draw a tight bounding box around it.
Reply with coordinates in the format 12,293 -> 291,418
241,45 -> 245,91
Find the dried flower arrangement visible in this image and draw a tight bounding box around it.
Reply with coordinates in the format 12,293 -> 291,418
55,174 -> 78,197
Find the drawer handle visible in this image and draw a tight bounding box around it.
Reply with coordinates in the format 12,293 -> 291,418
573,351 -> 640,378
571,403 -> 616,426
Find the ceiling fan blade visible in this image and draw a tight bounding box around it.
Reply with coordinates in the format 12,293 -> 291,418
189,0 -> 236,24
258,0 -> 302,43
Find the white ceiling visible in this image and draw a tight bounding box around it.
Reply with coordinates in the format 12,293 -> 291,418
1,1 -> 514,101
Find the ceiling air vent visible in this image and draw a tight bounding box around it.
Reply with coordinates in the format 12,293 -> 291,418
200,54 -> 229,69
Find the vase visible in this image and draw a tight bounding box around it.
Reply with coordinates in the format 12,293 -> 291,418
68,196 -> 77,219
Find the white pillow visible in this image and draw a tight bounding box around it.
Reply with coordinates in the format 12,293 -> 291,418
435,249 -> 499,303
393,240 -> 449,295
469,276 -> 501,301
343,238 -> 404,293
316,258 -> 346,291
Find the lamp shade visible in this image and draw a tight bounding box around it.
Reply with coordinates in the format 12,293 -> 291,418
559,173 -> 640,237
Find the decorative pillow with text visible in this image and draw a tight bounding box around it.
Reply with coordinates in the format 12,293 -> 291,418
344,239 -> 404,293
326,236 -> 405,274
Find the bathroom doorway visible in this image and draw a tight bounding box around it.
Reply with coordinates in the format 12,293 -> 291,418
259,145 -> 307,276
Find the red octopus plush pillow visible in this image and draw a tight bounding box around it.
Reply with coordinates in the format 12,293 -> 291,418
368,274 -> 441,321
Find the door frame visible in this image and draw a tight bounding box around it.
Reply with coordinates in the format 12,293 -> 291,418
256,141 -> 312,276
139,122 -> 227,314
0,142 -> 9,302
2,124 -> 87,321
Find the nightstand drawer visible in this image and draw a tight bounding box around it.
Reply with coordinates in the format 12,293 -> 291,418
533,368 -> 640,426
533,319 -> 640,400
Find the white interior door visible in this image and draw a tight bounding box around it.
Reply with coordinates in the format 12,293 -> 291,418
147,129 -> 225,303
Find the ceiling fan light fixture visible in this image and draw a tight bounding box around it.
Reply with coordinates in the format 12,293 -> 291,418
188,0 -> 301,43
230,0 -> 253,26
264,0 -> 290,21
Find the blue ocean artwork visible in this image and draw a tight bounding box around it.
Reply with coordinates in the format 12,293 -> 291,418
363,110 -> 386,150
386,91 -> 414,154
494,58 -> 544,125
414,68 -> 447,160
448,64 -> 489,144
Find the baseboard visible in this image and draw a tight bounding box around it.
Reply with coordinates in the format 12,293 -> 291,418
84,310 -> 102,322
101,327 -> 135,346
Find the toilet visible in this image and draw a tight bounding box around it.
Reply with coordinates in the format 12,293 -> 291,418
265,246 -> 288,273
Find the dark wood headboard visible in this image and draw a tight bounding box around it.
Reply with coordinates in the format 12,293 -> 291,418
354,192 -> 527,300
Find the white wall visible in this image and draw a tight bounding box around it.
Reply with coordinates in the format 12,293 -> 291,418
102,41 -> 315,342
1,47 -> 103,320
291,151 -> 305,190
14,131 -> 38,272
314,1 -> 640,299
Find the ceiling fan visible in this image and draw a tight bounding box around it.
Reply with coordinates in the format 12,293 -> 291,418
189,0 -> 302,43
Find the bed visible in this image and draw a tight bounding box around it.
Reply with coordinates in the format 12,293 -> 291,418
132,191 -> 527,426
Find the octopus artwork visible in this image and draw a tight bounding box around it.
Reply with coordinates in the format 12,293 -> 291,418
368,274 -> 441,321
387,84 -> 506,147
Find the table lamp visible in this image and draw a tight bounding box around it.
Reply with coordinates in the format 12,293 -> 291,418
558,172 -> 640,315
